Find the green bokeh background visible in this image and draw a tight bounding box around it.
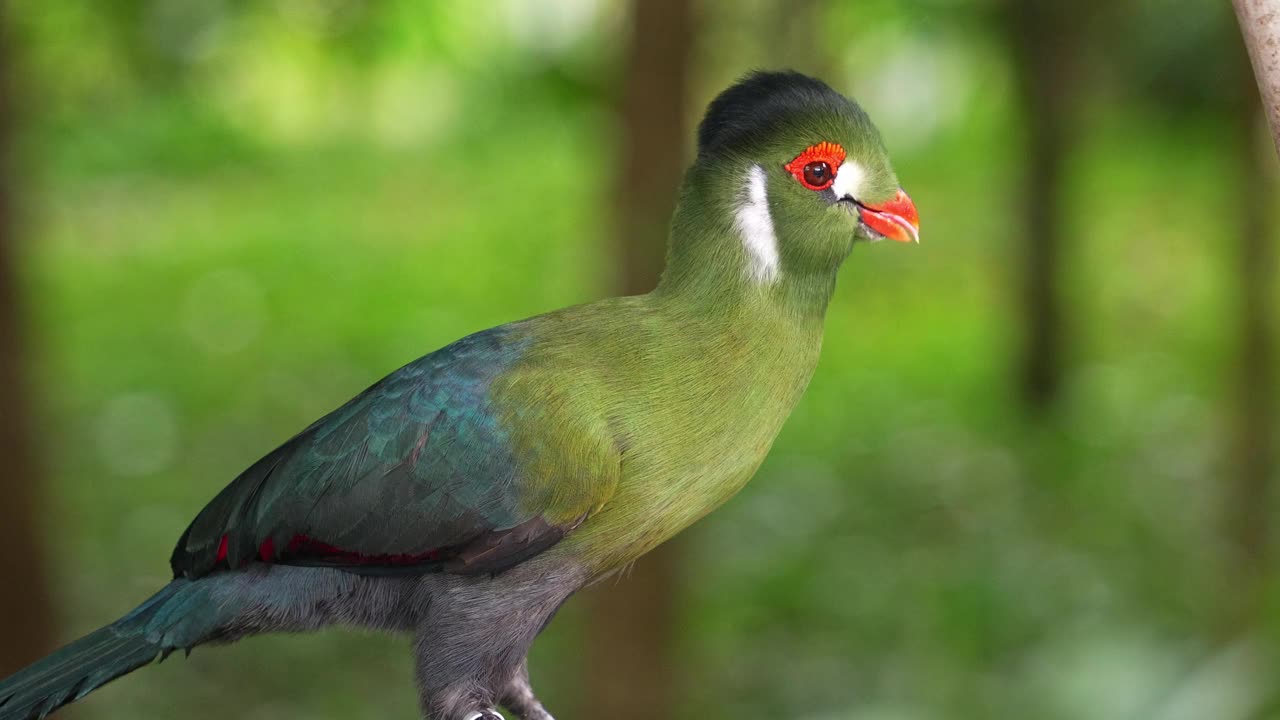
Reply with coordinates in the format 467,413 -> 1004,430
8,1 -> 1279,719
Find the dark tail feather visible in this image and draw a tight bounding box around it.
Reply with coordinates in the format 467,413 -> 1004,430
0,624 -> 160,720
0,580 -> 217,720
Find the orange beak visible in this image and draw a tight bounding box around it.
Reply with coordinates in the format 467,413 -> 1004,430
857,188 -> 920,243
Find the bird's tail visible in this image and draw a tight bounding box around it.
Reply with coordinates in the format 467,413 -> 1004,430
0,579 -> 220,720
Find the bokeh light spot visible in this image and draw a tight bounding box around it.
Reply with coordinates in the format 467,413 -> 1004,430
181,268 -> 268,355
96,393 -> 180,477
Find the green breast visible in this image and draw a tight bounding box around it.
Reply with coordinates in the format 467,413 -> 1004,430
504,291 -> 825,574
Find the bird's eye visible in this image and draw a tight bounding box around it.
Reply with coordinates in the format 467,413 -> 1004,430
802,161 -> 832,189
784,141 -> 846,192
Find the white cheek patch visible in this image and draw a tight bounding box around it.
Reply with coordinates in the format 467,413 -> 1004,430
831,160 -> 866,201
735,165 -> 780,284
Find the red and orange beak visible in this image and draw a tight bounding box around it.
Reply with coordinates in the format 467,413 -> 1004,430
857,188 -> 919,243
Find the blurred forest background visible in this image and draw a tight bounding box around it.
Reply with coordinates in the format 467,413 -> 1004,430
1,1 -> 1278,719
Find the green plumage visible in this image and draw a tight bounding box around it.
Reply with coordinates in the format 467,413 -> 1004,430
1,70 -> 918,720
170,70 -> 907,583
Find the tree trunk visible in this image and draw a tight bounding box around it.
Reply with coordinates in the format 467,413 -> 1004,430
609,0 -> 695,298
583,1 -> 695,718
1005,1 -> 1077,413
0,8 -> 57,678
1234,0 -> 1280,155
1221,12 -> 1276,638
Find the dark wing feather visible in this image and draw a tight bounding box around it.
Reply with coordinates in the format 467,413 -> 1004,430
170,326 -> 611,579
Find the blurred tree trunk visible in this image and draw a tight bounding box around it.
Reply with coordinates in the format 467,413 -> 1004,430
609,0 -> 695,297
1233,0 -> 1280,155
1221,21 -> 1276,637
1004,1 -> 1079,413
584,1 -> 695,719
0,7 -> 57,678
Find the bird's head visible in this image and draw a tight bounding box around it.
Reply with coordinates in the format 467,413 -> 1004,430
666,71 -> 918,290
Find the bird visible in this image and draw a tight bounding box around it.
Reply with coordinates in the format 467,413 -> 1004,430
0,70 -> 919,720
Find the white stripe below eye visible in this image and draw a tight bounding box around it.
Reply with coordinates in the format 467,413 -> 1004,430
831,160 -> 865,201
735,165 -> 780,284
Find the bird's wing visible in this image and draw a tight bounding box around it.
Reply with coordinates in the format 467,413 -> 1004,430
169,326 -> 620,579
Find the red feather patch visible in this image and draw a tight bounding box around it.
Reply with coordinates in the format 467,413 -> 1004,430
213,531 -> 441,568
258,536 -> 275,562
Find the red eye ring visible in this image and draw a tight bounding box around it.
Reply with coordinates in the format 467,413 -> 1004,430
785,141 -> 846,191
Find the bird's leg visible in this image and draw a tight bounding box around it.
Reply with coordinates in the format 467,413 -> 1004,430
499,659 -> 555,720
411,564 -> 579,720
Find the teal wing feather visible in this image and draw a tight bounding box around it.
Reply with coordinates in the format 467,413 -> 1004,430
170,325 -> 609,578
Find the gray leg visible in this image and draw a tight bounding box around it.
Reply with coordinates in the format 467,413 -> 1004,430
499,659 -> 555,720
411,560 -> 582,720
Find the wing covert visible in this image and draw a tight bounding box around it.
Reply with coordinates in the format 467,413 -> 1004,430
170,326 -> 616,578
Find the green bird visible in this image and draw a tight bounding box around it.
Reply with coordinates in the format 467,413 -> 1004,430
0,70 -> 919,720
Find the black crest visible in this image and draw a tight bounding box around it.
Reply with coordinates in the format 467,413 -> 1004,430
697,70 -> 865,158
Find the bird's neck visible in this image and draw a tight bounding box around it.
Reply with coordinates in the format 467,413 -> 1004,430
651,174 -> 839,328
652,266 -> 837,327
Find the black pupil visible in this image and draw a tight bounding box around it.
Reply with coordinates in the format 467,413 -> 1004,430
803,161 -> 831,187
